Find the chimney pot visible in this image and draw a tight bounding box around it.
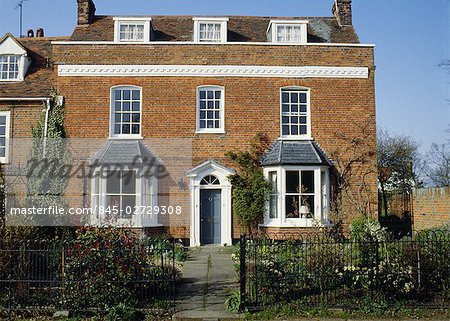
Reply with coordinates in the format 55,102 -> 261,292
27,29 -> 34,37
36,28 -> 44,37
77,0 -> 96,26
332,0 -> 352,27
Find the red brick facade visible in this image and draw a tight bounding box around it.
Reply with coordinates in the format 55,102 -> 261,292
413,188 -> 450,230
0,0 -> 377,243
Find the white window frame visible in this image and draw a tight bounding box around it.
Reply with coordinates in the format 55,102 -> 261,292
193,17 -> 228,43
110,85 -> 143,139
0,111 -> 11,163
90,167 -> 159,227
113,17 -> 151,43
196,85 -> 225,134
267,20 -> 308,44
262,166 -> 330,228
0,36 -> 31,82
280,86 -> 311,139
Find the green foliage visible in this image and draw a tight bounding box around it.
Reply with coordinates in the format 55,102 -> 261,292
106,303 -> 138,321
226,133 -> 271,233
349,216 -> 387,242
225,291 -> 241,313
63,227 -> 179,310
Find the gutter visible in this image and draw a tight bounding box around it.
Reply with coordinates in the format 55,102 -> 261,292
0,97 -> 51,101
43,98 -> 51,155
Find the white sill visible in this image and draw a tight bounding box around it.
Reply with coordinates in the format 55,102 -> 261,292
109,135 -> 143,140
195,130 -> 226,134
278,136 -> 312,140
0,79 -> 22,82
260,219 -> 332,228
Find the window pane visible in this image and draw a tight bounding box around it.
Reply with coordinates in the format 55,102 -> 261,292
123,102 -> 130,111
132,102 -> 140,111
269,195 -> 278,219
132,124 -> 140,134
301,171 -> 314,193
122,171 -> 136,194
286,171 -> 299,193
106,172 -> 120,194
300,126 -> 307,135
0,148 -> 5,157
0,116 -> 5,125
215,91 -> 221,99
123,90 -> 130,100
122,113 -> 130,122
301,196 -> 314,218
282,125 -> 289,135
132,113 -> 140,122
121,195 -> 135,218
0,126 -> 5,135
281,90 -> 308,136
300,92 -> 307,103
132,90 -> 140,100
285,195 -> 300,218
199,91 -> 206,99
291,125 -> 298,135
122,124 -> 130,134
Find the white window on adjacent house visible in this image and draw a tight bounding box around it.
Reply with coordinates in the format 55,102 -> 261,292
267,20 -> 308,44
196,86 -> 225,133
0,111 -> 10,163
113,18 -> 151,43
0,55 -> 19,80
280,87 -> 311,138
110,86 -> 142,137
0,35 -> 31,82
193,18 -> 228,43
263,167 -> 330,227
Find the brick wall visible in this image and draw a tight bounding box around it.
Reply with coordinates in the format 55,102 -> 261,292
413,187 -> 450,230
51,42 -> 377,238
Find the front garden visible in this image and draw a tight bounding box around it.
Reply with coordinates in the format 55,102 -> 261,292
231,218 -> 450,313
0,227 -> 187,319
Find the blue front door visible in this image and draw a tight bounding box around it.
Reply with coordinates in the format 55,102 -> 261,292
200,189 -> 221,244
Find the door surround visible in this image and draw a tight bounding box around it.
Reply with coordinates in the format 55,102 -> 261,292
186,160 -> 235,247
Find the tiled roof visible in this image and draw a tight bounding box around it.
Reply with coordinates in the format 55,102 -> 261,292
90,139 -> 160,165
70,15 -> 360,43
0,35 -> 69,99
261,140 -> 332,166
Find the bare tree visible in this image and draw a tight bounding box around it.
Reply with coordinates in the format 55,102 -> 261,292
330,116 -> 377,220
424,142 -> 450,187
376,129 -> 421,216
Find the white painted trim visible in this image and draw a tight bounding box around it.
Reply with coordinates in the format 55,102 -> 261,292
114,18 -> 152,43
196,85 -> 225,133
268,20 -> 308,44
0,97 -> 50,101
279,87 -> 312,139
193,18 -> 228,43
109,85 -> 143,138
262,166 -> 330,228
58,65 -> 369,79
113,17 -> 153,21
0,111 -> 11,164
51,40 -> 375,47
187,160 -> 234,246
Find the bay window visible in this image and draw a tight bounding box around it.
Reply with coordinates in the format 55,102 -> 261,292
91,167 -> 158,227
263,166 -> 330,227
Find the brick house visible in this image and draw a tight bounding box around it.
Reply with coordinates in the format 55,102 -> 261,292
0,0 -> 377,246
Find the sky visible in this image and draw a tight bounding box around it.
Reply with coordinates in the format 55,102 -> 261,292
0,0 -> 449,154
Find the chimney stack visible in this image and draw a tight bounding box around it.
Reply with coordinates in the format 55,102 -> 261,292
77,0 -> 96,26
36,28 -> 44,37
332,0 -> 352,26
27,29 -> 34,37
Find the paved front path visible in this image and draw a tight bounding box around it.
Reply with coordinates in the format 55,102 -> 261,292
173,245 -> 242,320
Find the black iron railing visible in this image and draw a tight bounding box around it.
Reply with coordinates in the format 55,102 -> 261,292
239,230 -> 450,311
0,237 -> 177,312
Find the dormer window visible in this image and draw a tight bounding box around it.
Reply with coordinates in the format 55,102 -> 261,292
267,20 -> 308,44
193,18 -> 228,43
113,18 -> 151,43
0,34 -> 31,82
0,55 -> 19,80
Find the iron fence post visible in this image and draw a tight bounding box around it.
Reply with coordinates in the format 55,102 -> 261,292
239,234 -> 246,313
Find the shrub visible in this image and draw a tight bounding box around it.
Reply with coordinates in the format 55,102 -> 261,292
63,227 -> 178,310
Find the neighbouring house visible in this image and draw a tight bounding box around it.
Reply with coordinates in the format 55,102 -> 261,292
0,0 -> 377,246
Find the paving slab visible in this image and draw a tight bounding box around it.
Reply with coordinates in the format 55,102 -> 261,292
173,245 -> 242,320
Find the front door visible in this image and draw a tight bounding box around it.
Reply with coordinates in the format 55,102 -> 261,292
200,189 -> 221,244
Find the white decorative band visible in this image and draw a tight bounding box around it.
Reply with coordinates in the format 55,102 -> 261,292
58,65 -> 369,78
